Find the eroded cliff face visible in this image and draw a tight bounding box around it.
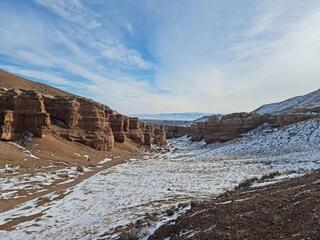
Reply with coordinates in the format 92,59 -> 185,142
167,111 -> 320,144
190,113 -> 268,144
0,88 -> 166,150
0,89 -> 50,140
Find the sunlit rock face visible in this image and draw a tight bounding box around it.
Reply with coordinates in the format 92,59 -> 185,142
0,88 -> 166,150
167,111 -> 320,144
190,113 -> 268,144
0,89 -> 50,140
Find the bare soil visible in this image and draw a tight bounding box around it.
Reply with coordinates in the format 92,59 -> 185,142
0,69 -> 71,96
149,171 -> 320,240
0,135 -> 145,214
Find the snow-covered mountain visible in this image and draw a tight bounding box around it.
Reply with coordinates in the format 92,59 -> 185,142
132,112 -> 212,121
254,89 -> 320,115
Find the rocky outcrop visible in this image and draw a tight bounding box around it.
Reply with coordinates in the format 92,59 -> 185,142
268,114 -> 319,127
126,117 -> 144,144
166,125 -> 190,139
110,114 -> 126,143
189,113 -> 268,144
0,89 -> 50,140
167,111 -> 320,144
0,88 -> 166,150
0,110 -> 13,140
154,126 -> 167,146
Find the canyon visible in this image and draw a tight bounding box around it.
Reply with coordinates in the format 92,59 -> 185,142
166,89 -> 320,144
0,69 -> 319,240
0,70 -> 166,152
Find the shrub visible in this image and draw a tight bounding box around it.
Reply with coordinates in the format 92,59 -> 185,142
259,171 -> 281,181
165,208 -> 175,217
119,228 -> 139,240
235,177 -> 259,190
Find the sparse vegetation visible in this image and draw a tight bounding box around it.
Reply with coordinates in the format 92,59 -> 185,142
165,208 -> 175,217
178,202 -> 188,209
236,171 -> 282,190
235,177 -> 259,190
260,171 -> 281,181
190,200 -> 202,208
76,166 -> 84,172
119,228 -> 139,240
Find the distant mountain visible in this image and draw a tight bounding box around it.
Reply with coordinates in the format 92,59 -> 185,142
132,112 -> 212,121
254,89 -> 320,115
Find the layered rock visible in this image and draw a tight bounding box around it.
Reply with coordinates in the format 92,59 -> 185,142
126,117 -> 145,144
189,113 -> 268,144
0,88 -> 166,150
0,110 -> 13,140
268,114 -> 320,127
110,114 -> 126,143
154,126 -> 167,146
166,125 -> 190,139
0,89 -> 50,139
170,111 -> 320,144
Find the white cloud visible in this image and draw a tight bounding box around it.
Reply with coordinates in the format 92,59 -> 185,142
137,0 -> 320,113
34,0 -> 152,69
1,0 -> 320,114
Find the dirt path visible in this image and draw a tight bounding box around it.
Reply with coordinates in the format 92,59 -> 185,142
149,171 -> 320,240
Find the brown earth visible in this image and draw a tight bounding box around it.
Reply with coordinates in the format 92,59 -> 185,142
0,69 -> 71,97
0,134 -> 146,214
149,171 -> 320,240
0,69 -> 166,224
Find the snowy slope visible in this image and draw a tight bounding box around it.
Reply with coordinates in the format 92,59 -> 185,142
1,120 -> 320,239
254,89 -> 320,115
197,119 -> 320,173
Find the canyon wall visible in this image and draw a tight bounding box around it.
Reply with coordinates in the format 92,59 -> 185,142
190,113 -> 268,144
0,88 -> 166,150
166,112 -> 320,144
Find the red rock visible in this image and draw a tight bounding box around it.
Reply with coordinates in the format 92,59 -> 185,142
110,114 -> 126,143
0,88 -> 166,150
0,110 -> 13,140
154,125 -> 167,146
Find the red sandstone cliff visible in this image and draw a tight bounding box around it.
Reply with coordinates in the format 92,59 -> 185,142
165,89 -> 320,144
0,70 -> 166,150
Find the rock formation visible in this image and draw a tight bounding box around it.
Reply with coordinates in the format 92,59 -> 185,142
166,111 -> 320,144
0,87 -> 166,150
154,126 -> 167,146
165,125 -> 189,139
189,113 -> 268,144
0,89 -> 50,140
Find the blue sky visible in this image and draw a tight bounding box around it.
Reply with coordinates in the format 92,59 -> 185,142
0,0 -> 320,114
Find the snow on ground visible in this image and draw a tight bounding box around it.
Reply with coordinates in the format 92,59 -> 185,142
0,167 -> 82,200
196,119 -> 320,173
9,142 -> 40,159
0,120 -> 319,239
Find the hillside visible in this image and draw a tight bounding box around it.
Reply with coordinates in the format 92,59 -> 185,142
0,69 -> 71,96
254,88 -> 320,115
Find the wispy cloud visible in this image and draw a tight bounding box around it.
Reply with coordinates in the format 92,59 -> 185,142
0,0 -> 320,114
34,0 -> 152,69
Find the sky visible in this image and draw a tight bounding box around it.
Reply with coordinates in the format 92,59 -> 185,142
0,0 -> 320,114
